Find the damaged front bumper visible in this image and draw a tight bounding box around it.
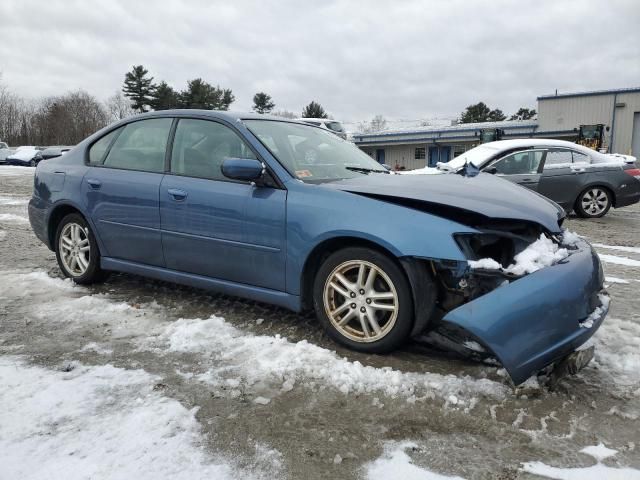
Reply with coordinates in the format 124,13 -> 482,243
440,238 -> 608,385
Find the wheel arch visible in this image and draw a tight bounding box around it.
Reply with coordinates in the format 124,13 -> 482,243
47,202 -> 102,253
574,183 -> 616,209
299,236 -> 402,311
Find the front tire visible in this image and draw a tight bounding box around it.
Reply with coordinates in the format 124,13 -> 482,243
313,247 -> 414,353
55,213 -> 106,284
575,187 -> 611,218
29,159 -> 36,167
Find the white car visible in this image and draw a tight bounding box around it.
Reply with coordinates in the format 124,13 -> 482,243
6,146 -> 44,166
296,118 -> 347,140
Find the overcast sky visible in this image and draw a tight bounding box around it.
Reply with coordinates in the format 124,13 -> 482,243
1,0 -> 638,125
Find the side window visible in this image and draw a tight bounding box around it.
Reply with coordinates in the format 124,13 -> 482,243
492,150 -> 543,175
103,118 -> 172,173
544,149 -> 573,168
572,151 -> 590,164
171,119 -> 257,180
88,128 -> 122,165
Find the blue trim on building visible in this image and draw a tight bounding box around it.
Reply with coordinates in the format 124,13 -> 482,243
538,87 -> 640,101
355,129 -> 576,146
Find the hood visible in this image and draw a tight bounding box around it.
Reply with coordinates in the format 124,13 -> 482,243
8,149 -> 37,160
323,172 -> 565,233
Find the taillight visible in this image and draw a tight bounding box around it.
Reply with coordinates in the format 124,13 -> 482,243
625,168 -> 640,179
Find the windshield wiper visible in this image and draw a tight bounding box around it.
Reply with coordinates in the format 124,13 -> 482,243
345,166 -> 389,174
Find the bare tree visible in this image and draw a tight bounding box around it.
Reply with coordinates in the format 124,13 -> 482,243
272,109 -> 297,119
105,91 -> 135,123
357,115 -> 388,134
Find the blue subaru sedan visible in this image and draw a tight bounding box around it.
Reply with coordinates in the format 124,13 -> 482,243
29,111 -> 608,384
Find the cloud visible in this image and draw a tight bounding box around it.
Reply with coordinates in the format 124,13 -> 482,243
0,0 -> 638,123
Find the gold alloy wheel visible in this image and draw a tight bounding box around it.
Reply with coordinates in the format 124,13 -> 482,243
323,260 -> 399,343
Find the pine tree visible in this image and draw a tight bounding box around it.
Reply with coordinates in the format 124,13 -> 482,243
180,79 -> 235,110
302,101 -> 328,118
252,92 -> 275,114
509,108 -> 537,120
459,102 -> 491,123
122,65 -> 155,113
150,81 -> 180,110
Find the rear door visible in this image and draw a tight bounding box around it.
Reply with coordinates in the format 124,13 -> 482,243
538,148 -> 587,209
159,118 -> 287,290
484,149 -> 545,191
83,118 -> 173,266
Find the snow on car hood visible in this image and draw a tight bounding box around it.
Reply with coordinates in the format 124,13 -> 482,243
325,172 -> 565,233
7,148 -> 38,160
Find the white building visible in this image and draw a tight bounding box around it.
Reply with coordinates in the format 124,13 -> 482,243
354,87 -> 640,169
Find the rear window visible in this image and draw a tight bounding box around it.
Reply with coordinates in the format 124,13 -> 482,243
89,128 -> 122,165
103,119 -> 172,173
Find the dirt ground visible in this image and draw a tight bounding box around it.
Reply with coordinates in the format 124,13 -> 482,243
1,167 -> 639,479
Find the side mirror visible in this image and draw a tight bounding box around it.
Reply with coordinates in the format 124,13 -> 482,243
485,166 -> 497,174
221,158 -> 265,182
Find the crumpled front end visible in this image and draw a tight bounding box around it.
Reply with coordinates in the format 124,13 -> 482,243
435,235 -> 608,385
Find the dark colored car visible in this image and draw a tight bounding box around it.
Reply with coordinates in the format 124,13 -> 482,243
29,111 -> 608,385
6,146 -> 44,166
41,146 -> 73,160
441,139 -> 640,218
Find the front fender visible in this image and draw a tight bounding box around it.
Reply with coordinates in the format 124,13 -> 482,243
285,183 -> 477,294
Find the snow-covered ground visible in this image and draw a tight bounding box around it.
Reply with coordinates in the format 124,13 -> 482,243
1,173 -> 640,478
0,165 -> 35,176
0,357 -> 281,480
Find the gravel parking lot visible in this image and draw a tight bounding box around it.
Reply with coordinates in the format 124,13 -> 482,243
1,166 -> 639,479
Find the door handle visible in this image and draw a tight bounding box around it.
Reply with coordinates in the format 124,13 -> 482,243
521,178 -> 535,183
167,188 -> 188,201
86,179 -> 102,189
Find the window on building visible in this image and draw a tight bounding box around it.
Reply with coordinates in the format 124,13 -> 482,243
415,147 -> 426,160
103,119 -> 172,172
171,119 -> 257,181
453,146 -> 466,158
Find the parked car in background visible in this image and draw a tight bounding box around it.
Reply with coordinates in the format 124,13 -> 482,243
0,148 -> 16,165
41,146 -> 73,160
29,111 -> 608,385
296,118 -> 347,140
6,146 -> 44,166
0,141 -> 8,149
436,139 -> 640,218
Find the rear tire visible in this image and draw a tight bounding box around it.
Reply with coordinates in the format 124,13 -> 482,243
55,213 -> 107,284
313,247 -> 414,353
575,187 -> 611,218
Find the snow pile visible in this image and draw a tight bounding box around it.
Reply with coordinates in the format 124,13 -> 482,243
521,443 -> 640,479
157,316 -> 508,402
562,229 -> 582,246
468,234 -> 568,276
579,294 -> 610,329
591,313 -> 640,386
365,442 -> 465,480
0,195 -> 29,206
0,357 -> 276,480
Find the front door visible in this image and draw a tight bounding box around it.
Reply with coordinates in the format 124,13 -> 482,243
484,149 -> 545,191
439,146 -> 451,163
159,118 -> 287,291
83,118 -> 173,266
428,146 -> 439,167
375,149 -> 385,164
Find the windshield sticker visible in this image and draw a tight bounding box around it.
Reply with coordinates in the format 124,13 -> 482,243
295,170 -> 313,178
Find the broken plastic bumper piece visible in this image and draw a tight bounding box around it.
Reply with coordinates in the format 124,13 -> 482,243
441,239 -> 607,385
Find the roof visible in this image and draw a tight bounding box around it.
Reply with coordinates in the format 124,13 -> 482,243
538,87 -> 640,100
353,120 -> 538,141
130,109 -> 302,123
463,138 -> 611,162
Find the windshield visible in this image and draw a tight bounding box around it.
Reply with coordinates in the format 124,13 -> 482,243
245,120 -> 387,183
444,145 -> 500,170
